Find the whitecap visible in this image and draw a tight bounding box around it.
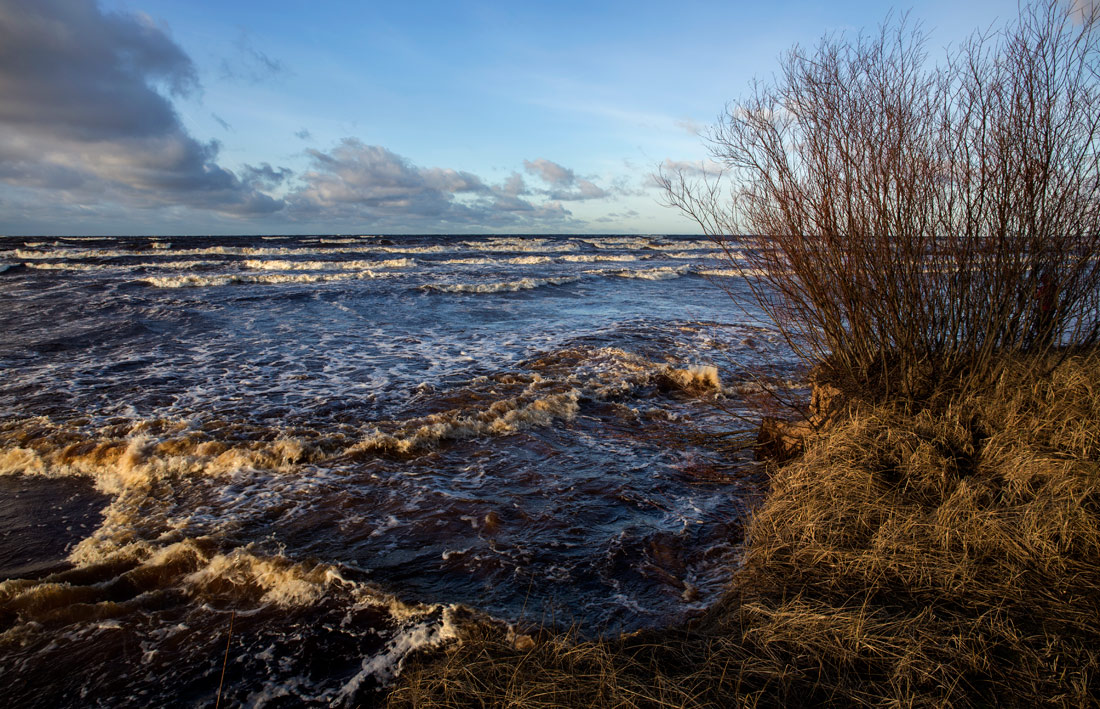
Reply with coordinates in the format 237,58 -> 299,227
419,275 -> 581,294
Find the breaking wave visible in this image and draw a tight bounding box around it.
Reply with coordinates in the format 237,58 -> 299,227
698,267 -> 769,277
26,260 -> 216,271
460,238 -> 577,253
141,271 -> 397,288
579,237 -> 653,250
0,231 -> 776,705
646,240 -> 714,251
241,258 -> 415,271
0,347 -> 722,494
420,275 -> 581,293
0,537 -> 463,703
438,257 -> 495,265
560,253 -> 640,263
598,266 -> 692,280
664,251 -> 724,260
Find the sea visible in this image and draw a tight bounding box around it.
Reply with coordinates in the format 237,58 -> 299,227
0,233 -> 797,706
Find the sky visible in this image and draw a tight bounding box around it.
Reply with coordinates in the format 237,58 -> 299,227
0,0 -> 1032,235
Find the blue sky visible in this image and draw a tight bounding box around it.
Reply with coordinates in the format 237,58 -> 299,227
0,0 -> 1028,235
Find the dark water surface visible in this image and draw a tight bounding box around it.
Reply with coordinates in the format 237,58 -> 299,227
0,234 -> 795,706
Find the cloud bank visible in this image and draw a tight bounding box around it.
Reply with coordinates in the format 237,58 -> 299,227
288,139 -> 578,231
0,0 -> 622,233
523,158 -> 610,201
0,0 -> 281,217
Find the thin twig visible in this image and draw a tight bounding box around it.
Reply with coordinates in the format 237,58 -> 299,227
215,611 -> 235,709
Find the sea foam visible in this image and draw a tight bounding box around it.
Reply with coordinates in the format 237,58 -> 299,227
420,276 -> 581,293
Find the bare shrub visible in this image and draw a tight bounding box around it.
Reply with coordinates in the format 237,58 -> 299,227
661,1 -> 1100,401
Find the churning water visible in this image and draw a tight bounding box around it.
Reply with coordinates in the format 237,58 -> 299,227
0,234 -> 796,706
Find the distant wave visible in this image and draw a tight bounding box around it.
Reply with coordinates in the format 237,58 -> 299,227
26,260 -> 215,271
142,271 -> 395,288
460,238 -> 577,253
579,237 -> 652,250
370,244 -> 454,255
663,251 -> 724,260
646,240 -> 714,251
16,248 -> 123,260
420,275 -> 581,293
16,245 -> 415,260
438,257 -> 494,265
0,346 -> 722,485
595,266 -> 692,280
241,258 -> 415,271
560,254 -> 639,263
698,267 -> 768,277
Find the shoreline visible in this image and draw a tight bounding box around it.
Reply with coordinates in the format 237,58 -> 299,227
389,351 -> 1100,706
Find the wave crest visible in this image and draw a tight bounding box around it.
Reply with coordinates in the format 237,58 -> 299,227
420,276 -> 580,293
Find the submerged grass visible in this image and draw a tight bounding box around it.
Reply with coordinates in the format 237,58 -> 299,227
388,352 -> 1100,707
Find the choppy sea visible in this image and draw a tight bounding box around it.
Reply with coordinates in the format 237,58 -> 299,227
0,233 -> 796,706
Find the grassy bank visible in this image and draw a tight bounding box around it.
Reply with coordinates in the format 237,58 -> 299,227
388,352 -> 1100,706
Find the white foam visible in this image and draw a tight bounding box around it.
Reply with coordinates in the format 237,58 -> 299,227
241,258 -> 414,271
594,266 -> 691,280
662,251 -> 724,260
646,240 -> 714,251
461,238 -> 577,253
372,244 -> 454,254
142,271 -> 394,288
0,446 -> 47,476
334,605 -> 460,695
349,388 -> 582,455
0,425 -> 321,500
420,276 -> 581,294
560,254 -> 639,263
662,364 -> 721,391
172,245 -> 385,257
437,255 -> 553,266
16,248 -> 127,260
24,262 -> 117,271
698,268 -> 768,277
438,258 -> 494,265
25,260 -> 215,271
579,237 -> 653,250
183,547 -> 339,606
15,245 -> 412,260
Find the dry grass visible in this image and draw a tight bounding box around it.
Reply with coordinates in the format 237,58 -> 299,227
388,352 -> 1100,707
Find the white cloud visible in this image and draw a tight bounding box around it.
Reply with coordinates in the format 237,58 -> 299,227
523,157 -> 610,201
657,158 -> 724,178
0,1 -> 625,233
523,158 -> 575,186
286,139 -> 585,230
1070,0 -> 1099,24
0,0 -> 282,216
